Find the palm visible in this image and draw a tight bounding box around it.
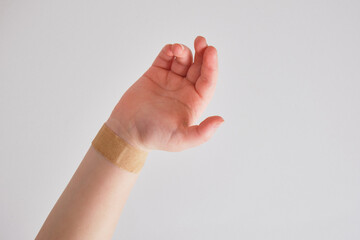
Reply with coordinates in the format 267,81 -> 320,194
107,36 -> 223,152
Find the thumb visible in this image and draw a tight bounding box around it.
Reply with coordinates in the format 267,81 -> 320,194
178,115 -> 224,150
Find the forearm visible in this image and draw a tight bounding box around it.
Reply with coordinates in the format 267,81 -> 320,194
36,144 -> 140,240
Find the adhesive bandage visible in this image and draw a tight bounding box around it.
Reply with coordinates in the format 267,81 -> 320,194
91,124 -> 148,173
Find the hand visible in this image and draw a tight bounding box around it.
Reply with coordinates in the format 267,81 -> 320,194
106,36 -> 224,152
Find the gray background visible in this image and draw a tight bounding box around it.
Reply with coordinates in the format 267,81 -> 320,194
1,0 -> 359,239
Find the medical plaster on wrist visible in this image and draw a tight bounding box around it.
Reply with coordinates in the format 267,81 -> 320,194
91,124 -> 148,173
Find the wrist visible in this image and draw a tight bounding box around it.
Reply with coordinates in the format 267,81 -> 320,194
92,123 -> 149,173
105,117 -> 149,152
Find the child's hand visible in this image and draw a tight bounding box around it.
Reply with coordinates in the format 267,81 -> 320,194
106,36 -> 224,152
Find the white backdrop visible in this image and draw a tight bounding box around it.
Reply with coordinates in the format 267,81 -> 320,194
1,0 -> 359,239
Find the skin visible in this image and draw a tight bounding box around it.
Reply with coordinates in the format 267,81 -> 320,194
36,36 -> 223,240
106,36 -> 224,151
